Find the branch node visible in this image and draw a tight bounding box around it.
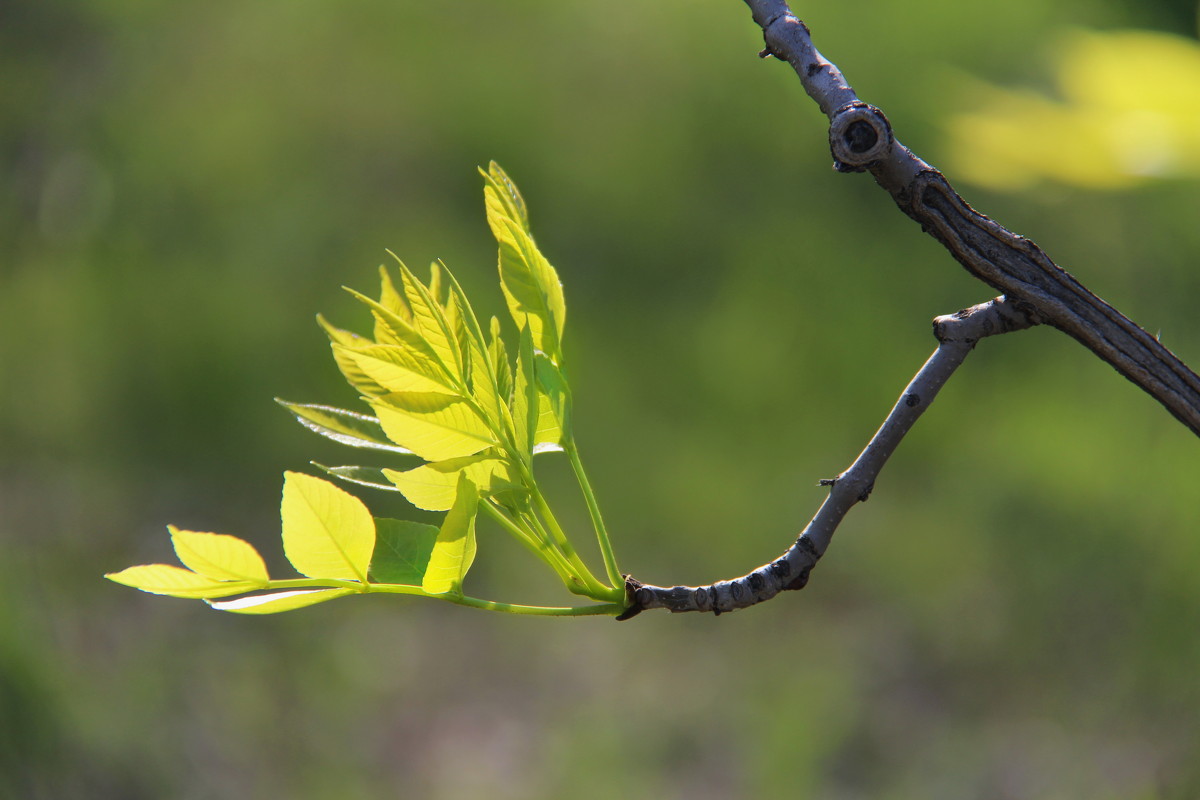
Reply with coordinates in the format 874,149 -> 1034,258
829,103 -> 893,171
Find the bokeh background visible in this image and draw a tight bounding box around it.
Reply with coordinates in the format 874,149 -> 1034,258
3,1 -> 1199,797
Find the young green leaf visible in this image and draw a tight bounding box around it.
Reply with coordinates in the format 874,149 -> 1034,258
105,564 -> 260,599
207,588 -> 357,614
492,217 -> 566,361
318,314 -> 389,397
280,471 -> 376,583
343,288 -> 455,386
534,352 -> 572,443
376,264 -> 411,326
483,167 -> 566,360
384,453 -> 519,512
369,518 -> 439,585
395,260 -> 464,382
169,528 -> 270,583
488,316 -> 513,404
334,343 -> 457,395
422,475 -> 479,595
277,399 -> 414,454
312,463 -> 401,492
510,324 -> 539,462
371,392 -> 497,462
482,161 -> 530,233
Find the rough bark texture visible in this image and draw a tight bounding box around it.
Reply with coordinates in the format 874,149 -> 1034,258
621,1 -> 1198,616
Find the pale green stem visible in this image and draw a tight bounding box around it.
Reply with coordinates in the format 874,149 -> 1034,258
266,577 -> 369,591
526,485 -> 618,601
565,441 -> 623,590
480,500 -> 580,587
262,578 -> 621,616
519,506 -> 596,598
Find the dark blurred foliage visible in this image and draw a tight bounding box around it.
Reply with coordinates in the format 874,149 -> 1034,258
2,1 -> 1198,798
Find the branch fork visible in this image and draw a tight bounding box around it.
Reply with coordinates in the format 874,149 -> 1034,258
620,1 -> 1199,615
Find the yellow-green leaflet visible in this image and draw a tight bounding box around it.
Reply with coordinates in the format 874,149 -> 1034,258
384,454 -> 517,512
105,564 -> 260,599
371,393 -> 496,462
280,472 -> 375,582
422,475 -> 478,595
170,528 -> 270,583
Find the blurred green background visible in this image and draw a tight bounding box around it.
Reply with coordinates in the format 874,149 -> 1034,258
3,1 -> 1199,797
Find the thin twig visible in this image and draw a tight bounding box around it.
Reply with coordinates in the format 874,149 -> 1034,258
622,299 -> 1036,616
746,0 -> 1200,435
622,1 -> 1199,616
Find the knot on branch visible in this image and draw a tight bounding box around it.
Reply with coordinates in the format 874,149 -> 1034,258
830,104 -> 892,172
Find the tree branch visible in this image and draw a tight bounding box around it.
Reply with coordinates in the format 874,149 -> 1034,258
622,298 -> 1036,617
747,0 -> 1200,436
620,2 -> 1200,616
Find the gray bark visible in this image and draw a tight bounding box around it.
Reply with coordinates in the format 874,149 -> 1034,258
621,1 -> 1199,616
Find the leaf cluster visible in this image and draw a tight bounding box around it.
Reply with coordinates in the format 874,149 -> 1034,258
108,164 -> 625,617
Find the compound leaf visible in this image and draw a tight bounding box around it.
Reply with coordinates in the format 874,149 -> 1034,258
280,472 -> 375,582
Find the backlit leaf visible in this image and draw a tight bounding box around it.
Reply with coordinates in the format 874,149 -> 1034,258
207,588 -> 356,614
335,343 -> 456,395
313,463 -> 401,492
396,260 -> 463,381
344,288 -> 452,384
482,161 -> 530,233
280,472 -> 375,582
169,528 -> 270,583
510,324 -> 538,462
483,168 -> 565,359
488,316 -> 513,404
534,352 -> 569,447
372,392 -> 497,462
422,475 -> 478,595
105,564 -> 258,599
318,314 -> 388,396
384,453 -> 519,512
376,264 -> 411,326
369,518 -> 439,585
277,399 -> 414,454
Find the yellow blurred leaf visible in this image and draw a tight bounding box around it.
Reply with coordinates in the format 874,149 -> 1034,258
945,28 -> 1200,190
